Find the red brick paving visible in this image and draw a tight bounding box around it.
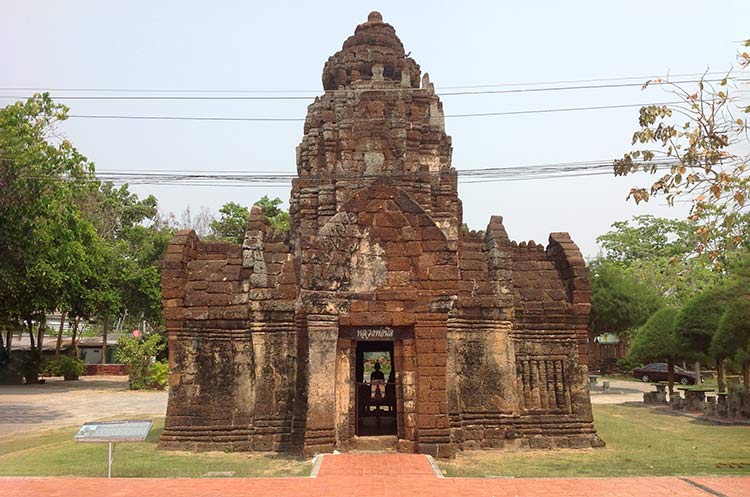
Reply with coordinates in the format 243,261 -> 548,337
1,454 -> 748,497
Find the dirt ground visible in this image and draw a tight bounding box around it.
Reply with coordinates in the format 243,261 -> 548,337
588,377 -> 652,404
0,375 -> 167,437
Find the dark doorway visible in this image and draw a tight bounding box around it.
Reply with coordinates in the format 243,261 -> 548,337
355,341 -> 397,436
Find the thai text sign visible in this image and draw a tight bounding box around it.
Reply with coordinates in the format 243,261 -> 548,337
357,327 -> 394,340
340,326 -> 414,341
74,420 -> 152,443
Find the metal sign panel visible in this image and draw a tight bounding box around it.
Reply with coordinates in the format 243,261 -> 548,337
74,420 -> 152,443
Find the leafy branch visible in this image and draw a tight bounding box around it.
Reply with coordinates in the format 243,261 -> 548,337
613,41 -> 750,267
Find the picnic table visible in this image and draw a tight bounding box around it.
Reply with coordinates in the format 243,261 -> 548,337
588,374 -> 600,389
644,383 -> 669,404
676,386 -> 715,410
652,383 -> 668,393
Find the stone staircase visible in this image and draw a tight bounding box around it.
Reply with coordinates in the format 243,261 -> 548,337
349,435 -> 398,452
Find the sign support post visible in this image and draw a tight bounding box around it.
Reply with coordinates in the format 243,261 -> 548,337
108,442 -> 114,478
74,420 -> 152,478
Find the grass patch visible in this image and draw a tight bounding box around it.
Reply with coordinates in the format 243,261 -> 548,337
441,404 -> 750,477
0,418 -> 310,478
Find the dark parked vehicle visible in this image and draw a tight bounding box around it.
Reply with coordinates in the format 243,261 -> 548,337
633,363 -> 697,385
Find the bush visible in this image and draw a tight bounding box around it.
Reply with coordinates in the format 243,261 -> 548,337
616,357 -> 642,373
147,360 -> 169,390
18,353 -> 42,384
0,356 -> 25,385
115,333 -> 166,390
44,356 -> 85,380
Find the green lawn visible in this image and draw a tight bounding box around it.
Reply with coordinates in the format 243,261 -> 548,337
3,405 -> 748,478
441,404 -> 750,477
0,418 -> 310,478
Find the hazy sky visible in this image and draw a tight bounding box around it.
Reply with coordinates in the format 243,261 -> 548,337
3,1 -> 749,257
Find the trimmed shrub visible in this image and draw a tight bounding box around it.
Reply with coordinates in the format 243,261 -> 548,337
44,356 -> 85,380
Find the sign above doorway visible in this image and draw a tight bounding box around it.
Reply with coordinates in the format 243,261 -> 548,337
339,326 -> 414,341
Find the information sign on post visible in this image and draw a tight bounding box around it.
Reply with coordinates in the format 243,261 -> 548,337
74,420 -> 152,477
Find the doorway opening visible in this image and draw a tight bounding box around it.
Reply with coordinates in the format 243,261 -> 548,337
355,341 -> 397,436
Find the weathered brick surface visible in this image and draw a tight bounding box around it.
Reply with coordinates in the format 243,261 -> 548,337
160,11 -> 600,457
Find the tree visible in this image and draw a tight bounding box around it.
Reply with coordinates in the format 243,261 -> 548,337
596,215 -> 720,306
597,215 -> 696,262
254,195 -> 290,231
589,259 -> 664,337
0,94 -> 96,381
629,307 -> 681,395
674,279 -> 748,391
177,205 -> 215,237
78,180 -> 173,341
209,196 -> 290,244
613,41 -> 750,267
712,298 -> 750,391
210,202 -> 249,244
115,332 -> 166,390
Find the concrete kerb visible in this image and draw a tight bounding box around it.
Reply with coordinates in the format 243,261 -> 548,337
425,455 -> 444,478
309,454 -> 324,478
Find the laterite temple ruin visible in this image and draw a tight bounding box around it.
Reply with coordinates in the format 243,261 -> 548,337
159,12 -> 603,457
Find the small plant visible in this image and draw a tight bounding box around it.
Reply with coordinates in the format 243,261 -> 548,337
44,356 -> 85,381
147,360 -> 169,390
116,332 -> 166,390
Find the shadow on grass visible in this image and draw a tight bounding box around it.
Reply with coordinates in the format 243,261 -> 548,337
618,401 -> 750,427
0,418 -> 311,478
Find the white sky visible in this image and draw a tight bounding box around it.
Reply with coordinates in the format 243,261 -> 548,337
2,1 -> 749,257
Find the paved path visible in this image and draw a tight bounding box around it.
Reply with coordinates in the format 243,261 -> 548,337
589,377 -> 653,404
2,454 -> 749,497
0,376 -> 167,437
0,374 -> 640,439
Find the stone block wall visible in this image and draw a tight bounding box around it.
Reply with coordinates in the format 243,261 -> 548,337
295,182 -> 459,458
445,217 -> 600,451
83,364 -> 127,376
159,215 -> 300,452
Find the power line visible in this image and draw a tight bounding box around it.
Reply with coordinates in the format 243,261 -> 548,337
1,78 -> 745,103
1,78 -> 743,101
58,101 -> 682,122
0,70 -> 733,94
20,157 -> 677,187
446,101 -> 683,118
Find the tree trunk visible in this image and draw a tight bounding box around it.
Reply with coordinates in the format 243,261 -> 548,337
6,325 -> 16,357
101,317 -> 109,365
69,317 -> 80,358
744,363 -> 749,393
26,318 -> 39,384
55,311 -> 66,358
667,358 -> 675,397
27,319 -> 35,352
35,317 -> 45,365
717,359 -> 726,393
694,361 -> 701,384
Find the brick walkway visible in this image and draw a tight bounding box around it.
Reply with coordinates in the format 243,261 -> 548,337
2,454 -> 749,497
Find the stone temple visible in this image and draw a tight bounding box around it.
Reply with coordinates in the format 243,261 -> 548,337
159,12 -> 603,458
